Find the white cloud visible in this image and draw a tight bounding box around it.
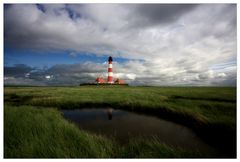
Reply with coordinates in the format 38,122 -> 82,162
45,75 -> 52,79
4,4 -> 236,86
25,73 -> 30,78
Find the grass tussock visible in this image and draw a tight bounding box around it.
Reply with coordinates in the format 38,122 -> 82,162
4,105 -> 116,158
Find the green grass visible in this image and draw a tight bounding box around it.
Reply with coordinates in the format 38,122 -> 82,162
4,86 -> 236,158
4,105 -> 215,158
4,105 -> 116,158
120,137 -> 209,158
4,86 -> 236,127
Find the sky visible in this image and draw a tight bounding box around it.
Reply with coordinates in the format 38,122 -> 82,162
4,4 -> 237,86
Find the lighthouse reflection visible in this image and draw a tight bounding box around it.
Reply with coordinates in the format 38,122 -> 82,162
61,108 -> 215,152
107,108 -> 113,120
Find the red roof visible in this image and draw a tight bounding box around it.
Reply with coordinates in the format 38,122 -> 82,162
114,78 -> 125,84
96,77 -> 106,83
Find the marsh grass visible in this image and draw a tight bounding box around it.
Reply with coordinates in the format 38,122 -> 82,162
4,105 -> 117,158
5,105 -> 218,158
4,86 -> 236,126
4,86 -> 236,158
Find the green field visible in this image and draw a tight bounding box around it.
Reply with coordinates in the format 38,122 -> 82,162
4,86 -> 236,158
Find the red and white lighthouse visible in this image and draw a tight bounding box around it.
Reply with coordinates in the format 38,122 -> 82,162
107,56 -> 113,83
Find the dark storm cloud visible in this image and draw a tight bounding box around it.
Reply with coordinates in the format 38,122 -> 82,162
4,60 -> 236,86
196,4 -> 236,40
2,4 -> 198,51
4,63 -> 108,86
4,64 -> 33,77
44,63 -> 107,85
47,62 -> 106,74
131,4 -> 198,26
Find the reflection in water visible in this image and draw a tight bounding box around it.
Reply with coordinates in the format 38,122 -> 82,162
61,108 -> 215,153
107,108 -> 113,120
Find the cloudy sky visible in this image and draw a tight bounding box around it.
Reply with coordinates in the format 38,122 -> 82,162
4,4 -> 236,86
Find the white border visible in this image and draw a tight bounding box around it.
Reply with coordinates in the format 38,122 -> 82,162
0,0 -> 238,161
1,0 -> 239,4
1,1 -> 3,160
237,1 -> 239,160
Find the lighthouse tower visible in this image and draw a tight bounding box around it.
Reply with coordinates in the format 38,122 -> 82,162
107,56 -> 113,84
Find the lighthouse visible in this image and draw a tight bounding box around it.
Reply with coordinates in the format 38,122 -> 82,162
93,56 -> 126,85
107,56 -> 113,83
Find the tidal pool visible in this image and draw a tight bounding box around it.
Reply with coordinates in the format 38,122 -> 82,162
61,108 -> 215,153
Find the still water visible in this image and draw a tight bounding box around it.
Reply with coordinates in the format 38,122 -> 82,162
61,108 -> 215,152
